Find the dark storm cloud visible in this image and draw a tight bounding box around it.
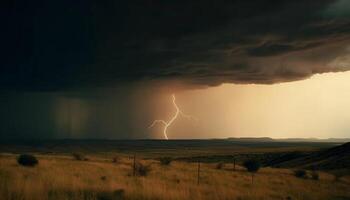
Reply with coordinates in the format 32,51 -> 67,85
1,0 -> 350,90
2,0 -> 350,140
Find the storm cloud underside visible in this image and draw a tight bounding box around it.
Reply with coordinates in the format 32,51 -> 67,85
2,0 -> 350,90
1,1 -> 350,139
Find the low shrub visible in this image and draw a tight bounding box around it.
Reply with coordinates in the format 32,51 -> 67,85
96,189 -> 124,200
243,159 -> 261,184
72,153 -> 88,161
112,156 -> 119,163
159,157 -> 172,165
311,171 -> 319,180
135,162 -> 151,176
243,160 -> 260,173
294,169 -> 307,178
17,154 -> 38,167
331,170 -> 345,182
216,162 -> 225,169
334,174 -> 342,182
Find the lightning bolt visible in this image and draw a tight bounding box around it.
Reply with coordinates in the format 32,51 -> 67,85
149,94 -> 196,140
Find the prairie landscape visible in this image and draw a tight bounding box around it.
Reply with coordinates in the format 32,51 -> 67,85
3,0 -> 350,200
0,140 -> 349,200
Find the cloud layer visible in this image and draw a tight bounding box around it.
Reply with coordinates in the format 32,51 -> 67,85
2,0 -> 350,90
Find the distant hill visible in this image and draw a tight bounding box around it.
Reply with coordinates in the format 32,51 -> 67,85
0,139 -> 337,156
272,142 -> 350,170
227,137 -> 350,143
226,137 -> 275,142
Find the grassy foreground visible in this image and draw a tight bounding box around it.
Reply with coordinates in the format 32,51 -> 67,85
0,154 -> 349,200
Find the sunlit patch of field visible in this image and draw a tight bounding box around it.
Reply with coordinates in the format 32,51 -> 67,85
0,154 -> 349,200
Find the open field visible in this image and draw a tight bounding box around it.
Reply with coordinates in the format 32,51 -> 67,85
0,140 -> 349,200
0,154 -> 349,200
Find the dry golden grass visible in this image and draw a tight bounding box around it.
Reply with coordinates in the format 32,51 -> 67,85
0,154 -> 349,200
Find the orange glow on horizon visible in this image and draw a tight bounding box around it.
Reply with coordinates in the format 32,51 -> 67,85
167,71 -> 350,139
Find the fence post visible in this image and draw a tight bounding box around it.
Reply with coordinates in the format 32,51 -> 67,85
233,157 -> 236,171
133,154 -> 136,176
197,161 -> 200,185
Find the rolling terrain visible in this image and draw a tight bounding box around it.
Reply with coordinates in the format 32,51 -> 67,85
0,140 -> 349,200
269,142 -> 350,178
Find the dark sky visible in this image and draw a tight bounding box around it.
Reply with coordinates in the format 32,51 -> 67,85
1,0 -> 350,139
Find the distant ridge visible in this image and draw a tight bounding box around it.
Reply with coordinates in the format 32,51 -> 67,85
227,137 -> 350,143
